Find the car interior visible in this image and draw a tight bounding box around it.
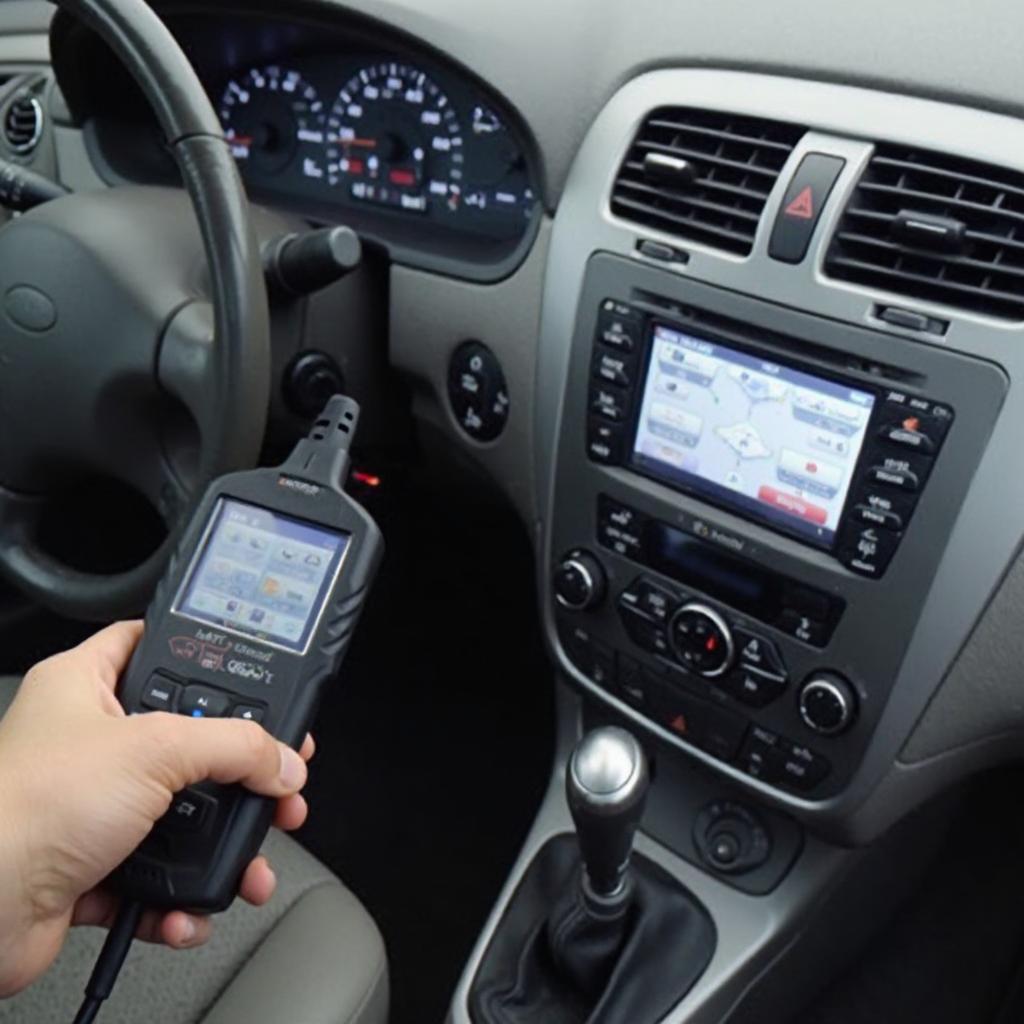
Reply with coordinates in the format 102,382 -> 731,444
2,1 -> 1024,1022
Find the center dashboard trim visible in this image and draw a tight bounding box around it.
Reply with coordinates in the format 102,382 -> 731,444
535,68 -> 1024,841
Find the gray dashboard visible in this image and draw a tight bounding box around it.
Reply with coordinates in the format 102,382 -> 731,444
3,0 -> 1024,848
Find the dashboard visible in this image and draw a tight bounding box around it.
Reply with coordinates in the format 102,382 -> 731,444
6,1 -> 1024,1018
54,8 -> 540,279
7,0 -> 1024,849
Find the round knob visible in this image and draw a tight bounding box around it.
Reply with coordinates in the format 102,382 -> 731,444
553,551 -> 606,611
668,603 -> 734,678
799,674 -> 857,735
567,727 -> 649,899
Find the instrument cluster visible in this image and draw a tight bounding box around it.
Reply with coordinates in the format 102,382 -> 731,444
214,54 -> 537,254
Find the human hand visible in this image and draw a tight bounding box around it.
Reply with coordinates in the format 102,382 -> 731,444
0,621 -> 313,997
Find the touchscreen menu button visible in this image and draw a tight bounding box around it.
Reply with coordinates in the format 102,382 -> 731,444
837,522 -> 901,578
593,350 -> 636,389
598,301 -> 642,353
590,385 -> 630,423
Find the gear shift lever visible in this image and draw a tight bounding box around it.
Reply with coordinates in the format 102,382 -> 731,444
470,725 -> 714,1023
567,726 -> 649,903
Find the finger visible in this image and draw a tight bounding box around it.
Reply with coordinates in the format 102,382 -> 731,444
141,714 -> 307,798
73,621 -> 145,692
159,911 -> 213,950
240,857 -> 277,906
72,892 -> 207,948
273,793 -> 308,831
300,733 -> 316,762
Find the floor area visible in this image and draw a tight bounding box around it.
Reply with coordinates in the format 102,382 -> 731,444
293,474 -> 555,1024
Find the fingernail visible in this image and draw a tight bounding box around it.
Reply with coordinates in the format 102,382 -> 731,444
279,746 -> 306,790
180,917 -> 197,944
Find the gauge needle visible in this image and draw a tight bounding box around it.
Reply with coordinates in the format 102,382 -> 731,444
228,135 -> 254,145
346,137 -> 378,149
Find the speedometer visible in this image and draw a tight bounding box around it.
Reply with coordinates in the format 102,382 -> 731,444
325,62 -> 464,213
219,66 -> 325,179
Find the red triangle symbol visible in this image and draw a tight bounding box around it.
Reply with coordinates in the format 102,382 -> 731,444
785,186 -> 815,220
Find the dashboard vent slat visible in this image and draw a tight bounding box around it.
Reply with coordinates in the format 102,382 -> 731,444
612,107 -> 805,257
3,94 -> 43,155
825,144 -> 1024,320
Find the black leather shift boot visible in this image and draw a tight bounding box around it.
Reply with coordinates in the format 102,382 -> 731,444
469,834 -> 716,1024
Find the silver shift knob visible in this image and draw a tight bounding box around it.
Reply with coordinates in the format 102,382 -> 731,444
567,727 -> 649,898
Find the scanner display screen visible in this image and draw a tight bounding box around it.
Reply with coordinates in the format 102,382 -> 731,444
174,499 -> 349,653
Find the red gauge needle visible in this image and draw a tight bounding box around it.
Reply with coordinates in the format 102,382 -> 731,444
346,137 -> 378,148
228,135 -> 254,145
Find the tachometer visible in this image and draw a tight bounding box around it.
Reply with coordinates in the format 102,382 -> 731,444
218,66 -> 325,179
325,62 -> 464,213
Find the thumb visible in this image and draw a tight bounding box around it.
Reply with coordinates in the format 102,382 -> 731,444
138,714 -> 307,799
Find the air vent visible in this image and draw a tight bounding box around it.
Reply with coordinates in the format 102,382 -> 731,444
826,145 -> 1024,321
3,94 -> 43,155
611,108 -> 806,257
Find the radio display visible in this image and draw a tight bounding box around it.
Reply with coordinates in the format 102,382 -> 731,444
630,324 -> 876,547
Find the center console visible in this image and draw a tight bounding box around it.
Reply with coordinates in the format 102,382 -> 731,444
451,67 -> 1024,1024
549,255 -> 1003,801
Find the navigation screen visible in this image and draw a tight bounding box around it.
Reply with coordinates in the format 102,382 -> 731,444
174,499 -> 349,653
631,325 -> 876,547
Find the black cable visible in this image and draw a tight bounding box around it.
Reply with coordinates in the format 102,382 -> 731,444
72,900 -> 144,1024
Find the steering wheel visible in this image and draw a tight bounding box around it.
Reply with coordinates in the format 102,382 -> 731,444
0,0 -> 270,621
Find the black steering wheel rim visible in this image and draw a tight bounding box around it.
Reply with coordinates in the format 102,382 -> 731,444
0,0 -> 270,620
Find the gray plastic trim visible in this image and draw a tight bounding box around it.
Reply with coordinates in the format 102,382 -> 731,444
535,69 -> 1024,841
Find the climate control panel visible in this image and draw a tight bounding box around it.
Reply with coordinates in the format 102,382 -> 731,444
555,548 -> 858,795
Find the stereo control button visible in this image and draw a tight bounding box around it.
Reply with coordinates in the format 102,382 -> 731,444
597,496 -> 646,557
838,523 -> 901,578
777,742 -> 831,791
878,422 -> 936,455
738,727 -> 785,782
590,385 -> 630,423
636,579 -> 679,624
586,420 -> 625,464
669,604 -> 734,678
855,487 -> 917,523
774,610 -> 827,648
621,606 -> 672,658
559,623 -> 596,674
854,505 -> 903,532
724,667 -> 788,708
593,350 -> 636,389
882,391 -> 954,445
734,630 -> 787,677
867,465 -> 920,492
597,305 -> 642,353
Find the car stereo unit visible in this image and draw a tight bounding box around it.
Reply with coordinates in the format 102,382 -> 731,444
588,303 -> 954,579
547,254 -> 1006,801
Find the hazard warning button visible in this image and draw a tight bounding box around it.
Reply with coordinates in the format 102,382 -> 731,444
768,153 -> 846,264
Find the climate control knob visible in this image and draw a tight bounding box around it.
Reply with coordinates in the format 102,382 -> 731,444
668,603 -> 734,678
799,674 -> 857,735
553,550 -> 607,611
